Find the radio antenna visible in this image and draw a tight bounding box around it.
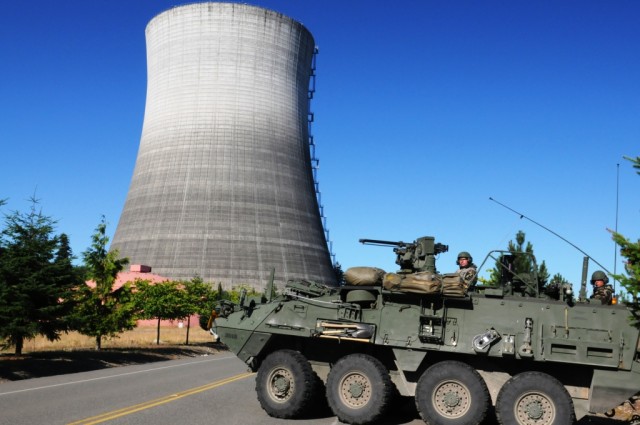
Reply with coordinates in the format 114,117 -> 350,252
489,197 -> 612,275
613,163 -> 620,292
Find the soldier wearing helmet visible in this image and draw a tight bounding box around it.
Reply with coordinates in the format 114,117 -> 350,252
456,251 -> 477,287
589,270 -> 613,305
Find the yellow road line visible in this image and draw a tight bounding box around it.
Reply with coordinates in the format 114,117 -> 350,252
67,372 -> 254,425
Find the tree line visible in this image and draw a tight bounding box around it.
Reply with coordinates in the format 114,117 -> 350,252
0,201 -> 243,355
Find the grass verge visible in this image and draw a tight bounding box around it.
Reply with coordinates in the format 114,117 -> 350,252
0,326 -> 223,383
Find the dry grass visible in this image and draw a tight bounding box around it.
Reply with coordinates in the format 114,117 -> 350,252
0,324 -> 221,383
2,325 -> 214,354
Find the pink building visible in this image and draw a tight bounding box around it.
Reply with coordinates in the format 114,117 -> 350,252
86,265 -> 201,327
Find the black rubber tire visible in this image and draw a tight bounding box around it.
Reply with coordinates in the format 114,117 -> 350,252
495,371 -> 575,425
255,349 -> 317,419
326,353 -> 394,425
415,360 -> 490,425
310,373 -> 331,416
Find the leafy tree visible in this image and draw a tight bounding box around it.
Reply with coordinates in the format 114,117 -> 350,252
610,155 -> 640,325
135,277 -> 216,345
135,280 -> 191,345
183,277 -> 216,313
488,230 -> 549,292
70,217 -> 137,350
199,281 -> 226,332
229,284 -> 256,303
0,199 -> 78,355
180,277 -> 216,344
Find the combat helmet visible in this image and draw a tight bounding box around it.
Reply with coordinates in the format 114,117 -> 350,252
457,251 -> 473,265
590,270 -> 609,284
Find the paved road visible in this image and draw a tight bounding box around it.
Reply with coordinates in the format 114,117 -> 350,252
0,352 -> 619,425
0,353 -> 424,425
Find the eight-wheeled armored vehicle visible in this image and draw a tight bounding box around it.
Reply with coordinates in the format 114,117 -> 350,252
211,236 -> 640,425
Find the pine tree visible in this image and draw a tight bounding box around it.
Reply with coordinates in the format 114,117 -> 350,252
0,199 -> 78,355
489,230 -> 549,292
217,282 -> 224,300
610,155 -> 640,325
333,262 -> 345,286
550,273 -> 569,285
70,217 -> 137,350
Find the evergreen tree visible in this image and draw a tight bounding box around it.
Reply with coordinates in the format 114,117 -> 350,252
0,199 -> 77,355
70,217 -> 137,350
489,230 -> 549,292
549,273 -> 569,285
333,262 -> 345,286
217,282 -> 224,300
612,232 -> 639,298
537,260 -> 550,292
610,155 -> 640,325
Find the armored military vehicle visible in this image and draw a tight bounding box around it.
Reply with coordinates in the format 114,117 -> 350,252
210,236 -> 640,425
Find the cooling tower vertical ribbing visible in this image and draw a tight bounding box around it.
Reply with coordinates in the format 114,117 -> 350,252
111,2 -> 336,288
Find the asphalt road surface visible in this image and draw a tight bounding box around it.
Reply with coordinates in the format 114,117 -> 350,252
0,352 -> 623,425
0,352 -> 423,425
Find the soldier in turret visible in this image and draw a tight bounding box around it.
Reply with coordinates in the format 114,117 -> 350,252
456,251 -> 478,287
589,270 -> 613,305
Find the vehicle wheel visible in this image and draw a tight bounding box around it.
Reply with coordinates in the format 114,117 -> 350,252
415,360 -> 490,425
255,349 -> 317,418
326,353 -> 394,424
495,371 -> 575,425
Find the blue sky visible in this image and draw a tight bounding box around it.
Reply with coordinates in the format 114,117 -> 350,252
1,1 -> 638,294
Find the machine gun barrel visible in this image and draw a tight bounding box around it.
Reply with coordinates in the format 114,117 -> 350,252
359,238 -> 408,247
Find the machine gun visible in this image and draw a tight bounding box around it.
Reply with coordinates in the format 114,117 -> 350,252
359,236 -> 448,274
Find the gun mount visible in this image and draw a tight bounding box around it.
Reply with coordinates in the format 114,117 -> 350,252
359,236 -> 448,274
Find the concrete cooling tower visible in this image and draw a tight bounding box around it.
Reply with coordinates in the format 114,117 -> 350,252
111,2 -> 336,288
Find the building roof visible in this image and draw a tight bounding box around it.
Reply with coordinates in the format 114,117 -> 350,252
86,265 -> 169,290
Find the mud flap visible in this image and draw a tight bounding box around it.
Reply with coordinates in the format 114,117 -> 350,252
237,332 -> 272,366
589,361 -> 640,413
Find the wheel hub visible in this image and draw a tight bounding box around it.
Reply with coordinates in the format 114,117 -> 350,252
515,392 -> 555,425
349,382 -> 364,398
433,381 -> 470,418
268,367 -> 294,402
525,400 -> 544,420
339,372 -> 372,408
274,375 -> 291,394
443,390 -> 461,408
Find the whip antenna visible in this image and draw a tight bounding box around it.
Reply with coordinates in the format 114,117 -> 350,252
489,197 -> 612,275
613,163 -> 619,292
